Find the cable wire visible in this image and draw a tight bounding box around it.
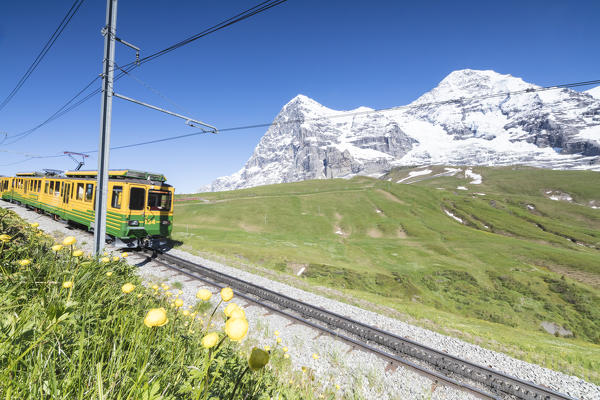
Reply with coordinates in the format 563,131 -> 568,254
1,0 -> 288,145
78,78 -> 600,154
0,0 -> 86,112
3,77 -> 598,166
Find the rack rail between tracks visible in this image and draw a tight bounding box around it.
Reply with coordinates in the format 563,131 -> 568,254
147,250 -> 576,400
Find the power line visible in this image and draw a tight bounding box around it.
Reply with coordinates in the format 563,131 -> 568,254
79,78 -> 600,153
3,76 -> 101,145
0,0 -> 86,112
2,77 -> 599,166
1,0 -> 289,145
116,0 -> 289,72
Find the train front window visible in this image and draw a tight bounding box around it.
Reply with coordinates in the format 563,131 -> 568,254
147,190 -> 171,211
129,187 -> 145,210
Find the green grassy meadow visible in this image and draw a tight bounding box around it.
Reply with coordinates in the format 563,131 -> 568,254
0,209 -> 320,399
173,166 -> 600,383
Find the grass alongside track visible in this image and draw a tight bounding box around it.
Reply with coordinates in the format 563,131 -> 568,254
0,208 -> 318,399
173,166 -> 600,383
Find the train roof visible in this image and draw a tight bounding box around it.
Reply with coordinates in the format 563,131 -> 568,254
65,169 -> 167,182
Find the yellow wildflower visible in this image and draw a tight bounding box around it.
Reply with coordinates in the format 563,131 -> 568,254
165,291 -> 172,296
248,347 -> 270,371
62,281 -> 73,289
162,284 -> 169,290
178,289 -> 183,295
18,259 -> 31,267
224,302 -> 239,317
264,345 -> 271,352
152,284 -> 159,290
137,293 -> 143,298
274,330 -> 280,336
121,252 -> 129,258
182,310 -> 190,317
30,223 -> 39,228
62,236 -> 76,246
284,353 -> 290,359
220,287 -> 234,302
335,384 -> 340,391
230,308 -> 245,320
72,250 -> 83,257
283,346 -> 288,352
174,298 -> 184,308
225,318 -> 248,342
0,234 -> 10,242
122,283 -> 135,294
201,332 -> 219,348
100,257 -> 110,263
196,289 -> 212,301
112,256 -> 119,262
144,308 -> 168,327
276,337 -> 282,344
51,244 -> 63,252
105,271 -> 113,277
312,353 -> 319,360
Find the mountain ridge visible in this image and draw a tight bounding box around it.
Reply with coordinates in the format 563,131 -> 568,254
205,69 -> 600,192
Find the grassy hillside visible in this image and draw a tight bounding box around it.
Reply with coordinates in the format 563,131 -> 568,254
172,167 -> 600,382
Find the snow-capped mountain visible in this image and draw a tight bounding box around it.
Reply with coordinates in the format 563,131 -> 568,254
207,69 -> 600,192
586,86 -> 600,99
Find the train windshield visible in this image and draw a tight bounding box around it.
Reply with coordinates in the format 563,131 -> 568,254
148,190 -> 171,211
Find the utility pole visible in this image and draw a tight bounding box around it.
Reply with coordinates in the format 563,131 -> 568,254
94,0 -> 118,255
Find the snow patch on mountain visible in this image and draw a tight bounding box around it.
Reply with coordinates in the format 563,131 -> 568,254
206,70 -> 600,192
585,86 -> 600,99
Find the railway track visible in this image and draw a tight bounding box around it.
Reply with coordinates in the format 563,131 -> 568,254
143,250 -> 576,400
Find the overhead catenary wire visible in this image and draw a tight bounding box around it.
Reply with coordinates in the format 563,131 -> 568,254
2,77 -> 598,166
78,77 -> 600,153
1,0 -> 289,146
0,0 -> 86,113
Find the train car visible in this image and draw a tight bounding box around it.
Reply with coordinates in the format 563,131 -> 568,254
0,176 -> 12,200
3,169 -> 174,249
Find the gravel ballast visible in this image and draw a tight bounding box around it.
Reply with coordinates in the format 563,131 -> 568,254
2,201 -> 598,400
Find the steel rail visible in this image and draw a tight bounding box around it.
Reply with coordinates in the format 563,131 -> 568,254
143,250 -> 497,400
146,250 -> 576,400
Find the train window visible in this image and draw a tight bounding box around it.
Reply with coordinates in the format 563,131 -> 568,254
76,183 -> 84,200
148,190 -> 171,211
111,186 -> 123,209
55,182 -> 61,196
85,184 -> 94,202
44,182 -> 48,194
50,181 -> 54,193
129,187 -> 145,210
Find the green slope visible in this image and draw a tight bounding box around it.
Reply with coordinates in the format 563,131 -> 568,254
173,167 -> 600,382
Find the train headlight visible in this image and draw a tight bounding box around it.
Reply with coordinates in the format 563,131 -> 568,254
128,220 -> 139,226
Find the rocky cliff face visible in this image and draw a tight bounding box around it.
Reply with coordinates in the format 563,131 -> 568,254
207,70 -> 600,192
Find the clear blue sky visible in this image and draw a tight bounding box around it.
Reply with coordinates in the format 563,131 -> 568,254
1,0 -> 599,193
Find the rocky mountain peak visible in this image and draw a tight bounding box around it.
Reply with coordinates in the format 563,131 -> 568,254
414,69 -> 534,104
205,70 -> 600,192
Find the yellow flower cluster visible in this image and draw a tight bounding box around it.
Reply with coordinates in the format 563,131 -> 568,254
122,283 -> 135,294
196,288 -> 212,301
62,236 -> 76,246
144,308 -> 168,327
0,234 -> 10,242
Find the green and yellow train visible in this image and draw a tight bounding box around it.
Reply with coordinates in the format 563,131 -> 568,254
0,169 -> 174,249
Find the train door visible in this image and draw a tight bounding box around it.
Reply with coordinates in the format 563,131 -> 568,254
63,182 -> 71,205
128,185 -> 146,234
